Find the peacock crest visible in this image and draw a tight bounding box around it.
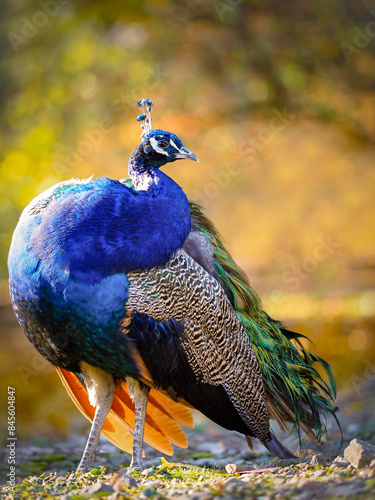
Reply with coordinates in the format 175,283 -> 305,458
136,98 -> 154,135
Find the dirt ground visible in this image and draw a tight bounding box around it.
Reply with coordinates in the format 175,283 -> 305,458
1,375 -> 375,499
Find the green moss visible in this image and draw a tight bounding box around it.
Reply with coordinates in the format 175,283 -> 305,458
190,452 -> 213,459
2,457 -> 372,499
19,461 -> 47,476
33,454 -> 70,463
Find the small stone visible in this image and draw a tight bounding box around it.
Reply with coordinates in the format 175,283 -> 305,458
313,470 -> 326,478
295,462 -> 309,469
311,453 -> 325,467
79,481 -> 115,495
141,467 -> 156,475
142,480 -> 160,488
225,463 -> 237,473
329,462 -> 348,470
344,438 -> 375,469
330,455 -> 350,468
109,472 -> 137,491
285,470 -> 296,476
360,467 -> 375,479
237,474 -> 253,481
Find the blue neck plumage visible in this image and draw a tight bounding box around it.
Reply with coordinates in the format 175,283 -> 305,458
128,145 -> 165,195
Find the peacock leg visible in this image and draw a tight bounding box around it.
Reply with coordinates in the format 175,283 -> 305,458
127,378 -> 151,471
77,363 -> 115,472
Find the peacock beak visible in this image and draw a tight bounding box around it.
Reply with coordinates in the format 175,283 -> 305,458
172,147 -> 199,162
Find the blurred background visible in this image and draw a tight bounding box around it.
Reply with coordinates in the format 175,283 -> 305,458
0,0 -> 375,447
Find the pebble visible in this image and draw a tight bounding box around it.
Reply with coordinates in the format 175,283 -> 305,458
109,472 -> 138,490
284,470 -> 296,476
360,467 -> 375,479
330,455 -> 350,468
238,474 -> 256,482
313,469 -> 326,478
311,453 -> 326,466
225,463 -> 237,473
141,467 -> 157,475
295,462 -> 309,469
11,428 -> 375,500
344,438 -> 375,469
79,481 -> 115,495
142,479 -> 161,488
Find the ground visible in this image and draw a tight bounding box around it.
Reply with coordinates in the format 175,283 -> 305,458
1,377 -> 375,500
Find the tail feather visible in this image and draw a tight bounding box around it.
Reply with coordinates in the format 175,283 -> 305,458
56,367 -> 193,456
110,389 -> 173,455
263,432 -> 296,459
115,381 -> 189,449
147,389 -> 195,429
265,385 -> 320,443
189,201 -> 339,442
56,367 -> 134,454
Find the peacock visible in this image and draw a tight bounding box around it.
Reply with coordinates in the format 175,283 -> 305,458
8,99 -> 338,472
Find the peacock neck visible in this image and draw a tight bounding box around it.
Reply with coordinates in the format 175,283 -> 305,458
128,147 -> 165,195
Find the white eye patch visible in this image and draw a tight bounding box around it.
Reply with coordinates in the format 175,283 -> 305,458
149,137 -> 169,156
170,139 -> 183,153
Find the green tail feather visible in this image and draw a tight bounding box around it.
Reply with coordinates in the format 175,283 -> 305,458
189,201 -> 339,442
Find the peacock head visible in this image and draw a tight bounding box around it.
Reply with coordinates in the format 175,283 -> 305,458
131,129 -> 199,169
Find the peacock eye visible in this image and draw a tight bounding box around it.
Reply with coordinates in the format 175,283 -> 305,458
157,140 -> 168,148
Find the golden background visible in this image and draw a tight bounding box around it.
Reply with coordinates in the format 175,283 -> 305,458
0,0 -> 374,441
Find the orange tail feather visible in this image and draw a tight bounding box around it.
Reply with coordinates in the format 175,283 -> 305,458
55,368 -> 194,457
